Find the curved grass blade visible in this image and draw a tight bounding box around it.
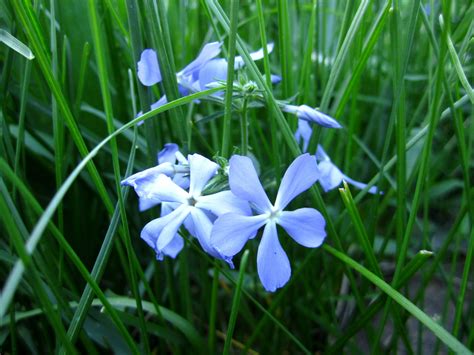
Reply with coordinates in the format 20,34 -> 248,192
0,29 -> 35,59
323,244 -> 471,354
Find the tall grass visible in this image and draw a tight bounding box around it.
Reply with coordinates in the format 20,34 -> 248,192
0,0 -> 472,353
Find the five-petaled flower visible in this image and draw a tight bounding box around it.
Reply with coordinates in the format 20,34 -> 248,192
210,154 -> 326,292
127,153 -> 251,263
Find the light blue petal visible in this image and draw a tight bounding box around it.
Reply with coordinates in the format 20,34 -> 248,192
152,174 -> 189,204
316,144 -> 330,161
198,58 -> 228,90
140,205 -> 188,256
159,235 -> 184,260
229,155 -> 272,213
257,222 -> 291,292
180,42 -> 222,78
343,176 -> 379,194
157,143 -> 179,164
317,160 -> 344,192
160,202 -> 179,217
297,105 -> 342,129
188,154 -> 219,197
196,190 -> 252,217
271,74 -> 282,84
274,154 -> 319,210
234,42 -> 274,69
298,105 -> 342,128
211,213 -> 267,257
155,206 -> 190,250
150,95 -> 168,110
295,119 -> 312,152
121,163 -> 176,211
137,49 -> 162,86
278,208 -> 326,248
136,95 -> 168,126
189,208 -> 233,265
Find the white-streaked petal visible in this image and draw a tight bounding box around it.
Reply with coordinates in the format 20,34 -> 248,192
211,213 -> 268,257
155,206 -> 191,250
188,154 -> 218,197
140,205 -> 187,251
278,208 -> 326,248
234,42 -> 274,69
137,49 -> 162,86
274,154 -> 319,210
121,163 -> 176,211
196,190 -> 252,217
229,155 -> 272,213
153,174 -> 189,203
257,222 -> 291,292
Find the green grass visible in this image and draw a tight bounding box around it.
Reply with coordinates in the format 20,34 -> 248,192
0,0 -> 473,353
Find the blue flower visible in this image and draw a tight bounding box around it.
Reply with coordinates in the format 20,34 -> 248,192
137,49 -> 162,86
135,154 -> 251,262
283,104 -> 342,129
210,154 -> 326,292
294,120 -> 379,194
316,145 -> 379,194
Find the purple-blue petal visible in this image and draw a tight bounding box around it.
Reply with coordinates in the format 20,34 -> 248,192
257,222 -> 291,292
189,208 -> 233,266
211,213 -> 267,257
180,42 -> 222,78
278,208 -> 326,248
271,74 -> 282,84
229,155 -> 272,213
198,58 -> 228,90
137,49 -> 162,86
295,119 -> 312,152
157,143 -> 179,164
274,154 -> 319,210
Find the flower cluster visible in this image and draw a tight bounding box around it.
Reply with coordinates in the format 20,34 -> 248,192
123,149 -> 326,292
125,41 -> 380,292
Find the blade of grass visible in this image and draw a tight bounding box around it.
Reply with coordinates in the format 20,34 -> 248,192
327,250 -> 434,352
87,0 -> 149,352
323,244 -> 470,354
223,250 -> 249,355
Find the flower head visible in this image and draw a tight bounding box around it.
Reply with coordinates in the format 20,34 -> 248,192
211,154 -> 326,292
133,154 -> 251,262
